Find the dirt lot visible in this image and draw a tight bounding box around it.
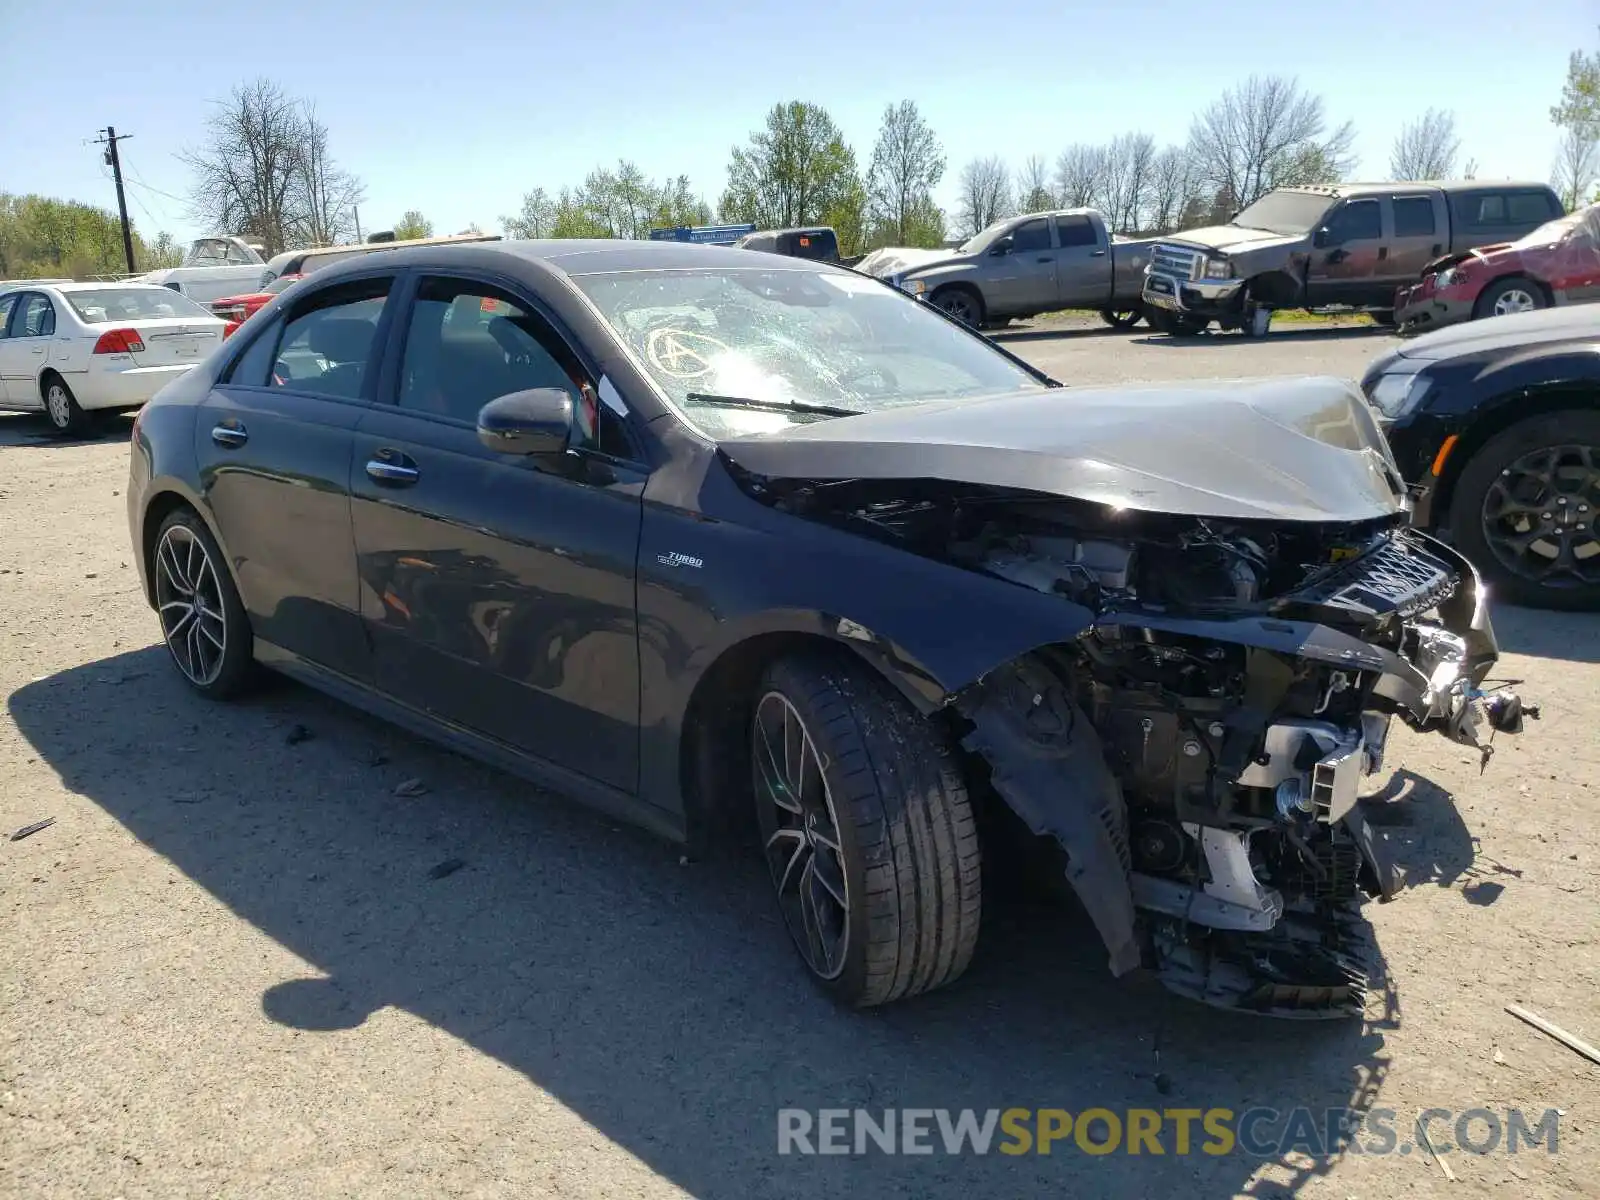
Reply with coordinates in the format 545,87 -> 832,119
3,322 -> 1598,1199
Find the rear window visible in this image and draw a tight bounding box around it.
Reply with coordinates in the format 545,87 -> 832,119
1392,196 -> 1436,237
64,288 -> 212,323
1452,190 -> 1561,228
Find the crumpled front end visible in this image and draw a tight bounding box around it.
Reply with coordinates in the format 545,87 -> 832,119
949,513 -> 1533,1018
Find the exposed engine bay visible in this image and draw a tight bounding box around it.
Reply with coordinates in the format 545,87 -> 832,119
740,473 -> 1536,1017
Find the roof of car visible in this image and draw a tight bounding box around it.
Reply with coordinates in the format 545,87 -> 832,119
1279,180 -> 1557,198
17,280 -> 179,293
312,237 -> 834,280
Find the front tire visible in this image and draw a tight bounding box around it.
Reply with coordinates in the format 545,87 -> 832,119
931,285 -> 984,329
1099,307 -> 1143,330
42,374 -> 92,438
751,652 -> 982,1007
152,508 -> 257,697
1474,277 -> 1546,321
1448,411 -> 1600,610
1147,308 -> 1209,337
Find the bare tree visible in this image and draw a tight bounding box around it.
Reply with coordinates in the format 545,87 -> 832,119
182,79 -> 310,255
1555,125 -> 1600,210
865,100 -> 946,245
1146,146 -> 1201,233
1053,143 -> 1105,208
1552,46 -> 1600,208
1095,132 -> 1156,232
289,103 -> 364,246
1016,155 -> 1055,212
1188,75 -> 1354,207
1390,109 -> 1460,180
955,156 -> 1011,236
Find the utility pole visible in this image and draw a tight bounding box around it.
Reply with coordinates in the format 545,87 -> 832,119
353,206 -> 363,242
94,126 -> 137,273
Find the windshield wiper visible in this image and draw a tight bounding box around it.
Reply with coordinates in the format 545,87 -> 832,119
684,393 -> 865,418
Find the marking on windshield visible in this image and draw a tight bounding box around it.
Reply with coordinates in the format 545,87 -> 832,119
646,327 -> 726,379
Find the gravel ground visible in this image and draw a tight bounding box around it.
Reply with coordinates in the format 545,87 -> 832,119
3,323 -> 1598,1199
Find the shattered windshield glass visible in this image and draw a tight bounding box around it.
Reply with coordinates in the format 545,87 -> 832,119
1230,190 -> 1338,235
571,267 -> 1046,437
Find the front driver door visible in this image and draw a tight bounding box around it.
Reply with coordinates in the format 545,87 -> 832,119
349,273 -> 646,793
980,217 -> 1058,316
196,273 -> 397,682
1305,198 -> 1385,307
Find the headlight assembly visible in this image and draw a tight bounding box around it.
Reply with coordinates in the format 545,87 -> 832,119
1366,373 -> 1432,420
899,278 -> 926,296
1202,258 -> 1233,279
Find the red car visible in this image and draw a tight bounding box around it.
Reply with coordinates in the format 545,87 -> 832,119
208,273 -> 301,330
1396,203 -> 1600,333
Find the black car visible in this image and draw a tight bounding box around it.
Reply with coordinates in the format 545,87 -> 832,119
128,239 -> 1527,1018
1361,304 -> 1600,609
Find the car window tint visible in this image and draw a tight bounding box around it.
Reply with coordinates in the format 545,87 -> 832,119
1056,216 -> 1097,247
270,279 -> 391,399
1392,197 -> 1435,237
1508,192 -> 1553,224
18,294 -> 55,336
226,317 -> 286,386
1328,200 -> 1381,241
0,294 -> 16,338
1011,219 -> 1052,252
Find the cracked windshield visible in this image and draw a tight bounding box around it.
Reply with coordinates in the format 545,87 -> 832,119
573,267 -> 1044,436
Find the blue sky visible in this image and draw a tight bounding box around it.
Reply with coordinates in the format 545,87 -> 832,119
1,0 -> 1593,245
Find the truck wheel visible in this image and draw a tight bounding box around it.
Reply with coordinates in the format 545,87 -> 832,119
1099,308 -> 1143,330
931,286 -> 984,329
1370,309 -> 1397,327
1474,278 -> 1546,320
1448,410 -> 1600,610
1149,309 -> 1209,337
750,651 -> 982,1007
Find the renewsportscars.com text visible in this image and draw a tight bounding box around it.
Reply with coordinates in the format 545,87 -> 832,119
776,1106 -> 1561,1158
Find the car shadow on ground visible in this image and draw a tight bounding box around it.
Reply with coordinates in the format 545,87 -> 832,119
0,412 -> 133,448
12,649 -> 1411,1198
1131,325 -> 1392,348
988,323 -> 1125,344
1488,603 -> 1600,665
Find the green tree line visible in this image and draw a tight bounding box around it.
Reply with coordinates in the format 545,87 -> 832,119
0,193 -> 182,281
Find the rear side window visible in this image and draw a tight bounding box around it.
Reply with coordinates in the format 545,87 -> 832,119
17,294 -> 54,336
1392,197 -> 1436,237
0,294 -> 16,338
1508,192 -> 1557,223
263,278 -> 392,399
1056,216 -> 1098,247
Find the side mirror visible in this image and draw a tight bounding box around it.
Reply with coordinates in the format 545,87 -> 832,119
477,387 -> 573,459
989,235 -> 1014,257
1313,227 -> 1334,249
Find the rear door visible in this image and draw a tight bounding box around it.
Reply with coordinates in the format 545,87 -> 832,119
1305,198 -> 1385,306
982,217 -> 1059,316
1385,193 -> 1448,288
196,273 -> 399,682
1054,214 -> 1112,306
349,273 -> 646,792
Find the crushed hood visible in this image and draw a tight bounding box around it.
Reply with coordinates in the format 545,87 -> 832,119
1161,225 -> 1303,253
719,377 -> 1406,523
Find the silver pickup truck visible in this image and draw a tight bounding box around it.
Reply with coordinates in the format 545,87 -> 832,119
856,209 -> 1155,329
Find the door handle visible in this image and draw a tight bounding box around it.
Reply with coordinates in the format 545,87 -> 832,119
1090,249 -> 1107,257
1326,249 -> 1348,265
211,423 -> 248,448
29,346 -> 45,355
1035,256 -> 1054,263
1378,246 -> 1388,261
1431,243 -> 1443,256
366,457 -> 419,486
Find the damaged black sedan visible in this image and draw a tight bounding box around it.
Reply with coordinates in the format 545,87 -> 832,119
127,239 -> 1531,1019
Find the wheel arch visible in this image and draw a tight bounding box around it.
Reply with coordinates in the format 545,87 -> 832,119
1433,380 -> 1600,531
929,281 -> 986,322
1474,272 -> 1554,316
135,483 -> 232,607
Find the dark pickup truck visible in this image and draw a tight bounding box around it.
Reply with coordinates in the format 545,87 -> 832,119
1141,181 -> 1565,335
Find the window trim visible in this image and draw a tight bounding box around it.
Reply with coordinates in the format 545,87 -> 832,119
383,267 -> 648,466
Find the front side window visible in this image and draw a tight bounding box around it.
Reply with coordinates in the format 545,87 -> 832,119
1327,199 -> 1381,242
1011,219 -> 1052,252
268,278 -> 392,399
570,267 -> 1046,438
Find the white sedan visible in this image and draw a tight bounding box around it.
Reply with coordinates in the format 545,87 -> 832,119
0,282 -> 230,437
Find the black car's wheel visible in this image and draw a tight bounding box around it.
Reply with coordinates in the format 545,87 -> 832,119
152,508 -> 257,697
931,286 -> 984,329
751,652 -> 981,1007
1146,308 -> 1209,337
1473,277 -> 1546,320
42,373 -> 92,438
1099,307 -> 1143,330
1449,411 -> 1600,610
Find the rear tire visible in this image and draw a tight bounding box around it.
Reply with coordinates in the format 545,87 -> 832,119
1448,411 -> 1600,610
1473,277 -> 1546,321
750,651 -> 982,1007
931,285 -> 985,329
151,508 -> 258,698
41,374 -> 92,438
